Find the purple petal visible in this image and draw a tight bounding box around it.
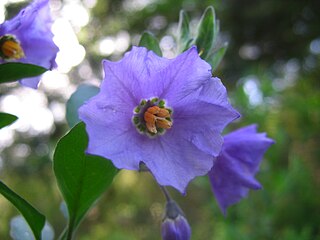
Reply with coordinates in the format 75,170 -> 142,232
143,128 -> 215,193
78,91 -> 142,170
208,125 -> 274,215
0,0 -> 59,88
79,46 -> 239,193
101,46 -> 171,104
152,47 -> 212,106
162,216 -> 191,240
162,200 -> 191,240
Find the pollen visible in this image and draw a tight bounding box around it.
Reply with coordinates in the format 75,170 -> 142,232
132,98 -> 173,136
0,35 -> 25,60
144,106 -> 172,134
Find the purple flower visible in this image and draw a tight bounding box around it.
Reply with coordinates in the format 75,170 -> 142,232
161,200 -> 191,240
0,0 -> 59,88
208,125 -> 274,215
79,46 -> 239,193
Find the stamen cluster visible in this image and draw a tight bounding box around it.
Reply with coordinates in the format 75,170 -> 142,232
0,35 -> 25,60
133,98 -> 172,136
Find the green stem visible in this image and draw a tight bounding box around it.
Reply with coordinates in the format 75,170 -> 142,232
160,185 -> 172,202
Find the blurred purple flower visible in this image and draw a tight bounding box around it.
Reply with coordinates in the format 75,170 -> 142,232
161,200 -> 191,240
79,46 -> 239,193
0,0 -> 59,88
208,124 -> 274,215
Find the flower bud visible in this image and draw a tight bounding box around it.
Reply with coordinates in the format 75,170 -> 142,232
161,200 -> 191,240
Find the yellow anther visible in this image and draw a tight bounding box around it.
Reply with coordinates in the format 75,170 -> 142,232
144,106 -> 172,134
157,108 -> 170,118
156,118 -> 172,129
0,36 -> 25,59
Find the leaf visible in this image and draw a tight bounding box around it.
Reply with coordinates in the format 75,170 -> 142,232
139,31 -> 162,56
0,63 -> 47,84
177,10 -> 191,53
53,122 -> 118,239
0,112 -> 18,129
207,43 -> 228,72
66,84 -> 100,128
194,6 -> 217,59
0,181 -> 45,240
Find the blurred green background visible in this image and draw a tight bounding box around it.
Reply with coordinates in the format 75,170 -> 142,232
0,0 -> 320,239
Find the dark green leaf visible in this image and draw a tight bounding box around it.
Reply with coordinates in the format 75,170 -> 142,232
194,6 -> 217,59
66,84 -> 100,128
0,63 -> 47,84
53,122 -> 118,239
0,181 -> 45,240
0,112 -> 18,129
207,43 -> 228,72
139,31 -> 162,56
177,10 -> 191,53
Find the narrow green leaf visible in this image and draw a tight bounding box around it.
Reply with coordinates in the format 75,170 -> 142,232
139,31 -> 162,56
53,122 -> 118,239
0,181 -> 45,240
0,63 -> 47,84
177,10 -> 191,53
66,84 -> 100,128
207,43 -> 228,72
0,112 -> 18,129
194,6 -> 217,59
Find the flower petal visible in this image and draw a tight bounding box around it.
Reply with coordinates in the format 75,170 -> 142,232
162,216 -> 191,240
143,128 -> 215,193
208,125 -> 274,215
78,92 -> 143,170
0,0 -> 59,88
150,46 -> 212,106
79,46 -> 240,193
101,46 -> 171,104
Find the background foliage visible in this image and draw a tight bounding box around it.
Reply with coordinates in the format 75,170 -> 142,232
0,0 -> 320,239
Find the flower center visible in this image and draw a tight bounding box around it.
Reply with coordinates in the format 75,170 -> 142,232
0,35 -> 25,60
133,98 -> 173,136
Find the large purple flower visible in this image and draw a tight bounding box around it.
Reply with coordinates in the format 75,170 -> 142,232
208,125 -> 274,215
79,46 -> 239,193
0,0 -> 59,88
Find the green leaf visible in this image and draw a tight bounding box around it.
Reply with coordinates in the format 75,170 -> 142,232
0,181 -> 45,240
66,84 -> 100,128
194,6 -> 217,59
53,122 -> 118,239
0,112 -> 18,129
207,43 -> 228,72
177,10 -> 191,53
139,31 -> 162,56
0,63 -> 47,84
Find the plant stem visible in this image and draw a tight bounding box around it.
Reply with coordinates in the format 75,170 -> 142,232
160,185 -> 172,202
